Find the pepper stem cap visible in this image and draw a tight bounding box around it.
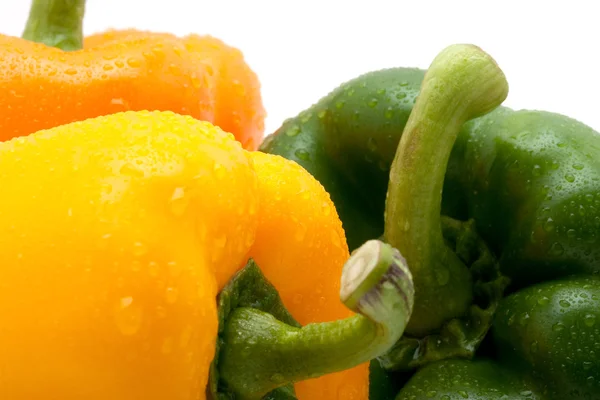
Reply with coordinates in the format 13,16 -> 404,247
22,0 -> 86,51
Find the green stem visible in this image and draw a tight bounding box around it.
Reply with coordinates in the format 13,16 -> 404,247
22,0 -> 86,51
218,240 -> 414,400
384,44 -> 509,336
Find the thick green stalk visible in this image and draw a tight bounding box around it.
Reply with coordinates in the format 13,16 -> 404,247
22,0 -> 86,51
218,240 -> 414,399
384,44 -> 509,336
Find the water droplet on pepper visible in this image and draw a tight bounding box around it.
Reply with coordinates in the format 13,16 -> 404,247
132,241 -> 147,257
285,125 -> 301,137
114,296 -> 143,336
584,314 -> 596,327
165,287 -> 178,304
126,57 -> 141,67
294,148 -> 310,161
169,187 -> 189,217
552,322 -> 566,332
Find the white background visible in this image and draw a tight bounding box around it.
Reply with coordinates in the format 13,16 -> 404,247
1,0 -> 599,135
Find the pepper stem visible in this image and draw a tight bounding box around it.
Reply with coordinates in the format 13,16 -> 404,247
218,240 -> 414,399
384,44 -> 509,336
22,0 -> 86,51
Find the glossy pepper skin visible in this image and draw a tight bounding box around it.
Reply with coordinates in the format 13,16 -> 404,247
0,111 -> 258,400
397,359 -> 542,400
0,110 -> 381,399
261,44 -> 600,399
0,0 -> 265,149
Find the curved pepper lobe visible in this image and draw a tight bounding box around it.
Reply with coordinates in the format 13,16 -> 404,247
451,109 -> 600,286
0,111 -> 258,400
396,359 -> 541,399
493,276 -> 600,399
0,30 -> 265,150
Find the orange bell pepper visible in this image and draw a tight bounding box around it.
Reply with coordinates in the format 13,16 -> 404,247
0,0 -> 265,149
0,110 -> 414,399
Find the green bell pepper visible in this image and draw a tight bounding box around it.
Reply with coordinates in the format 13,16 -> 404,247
260,43 -> 600,399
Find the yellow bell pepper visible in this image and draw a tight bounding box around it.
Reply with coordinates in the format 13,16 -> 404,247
0,110 -> 414,399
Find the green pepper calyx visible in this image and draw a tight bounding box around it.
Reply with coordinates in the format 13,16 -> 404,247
378,217 -> 509,371
212,240 -> 414,400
